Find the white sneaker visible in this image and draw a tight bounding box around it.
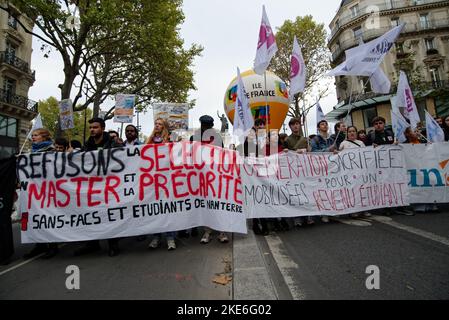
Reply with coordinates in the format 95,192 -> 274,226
217,233 -> 229,243
167,239 -> 176,250
321,216 -> 330,223
200,232 -> 212,244
148,238 -> 160,249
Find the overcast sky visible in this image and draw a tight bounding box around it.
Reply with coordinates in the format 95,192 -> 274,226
28,0 -> 343,138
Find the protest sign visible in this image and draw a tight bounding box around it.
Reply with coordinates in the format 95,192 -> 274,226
153,103 -> 189,131
17,142 -> 246,243
114,94 -> 135,123
242,145 -> 409,218
59,99 -> 75,130
403,142 -> 449,203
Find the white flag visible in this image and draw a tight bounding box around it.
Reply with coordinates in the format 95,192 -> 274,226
26,114 -> 43,140
316,101 -> 325,125
328,24 -> 404,77
289,36 -> 306,98
370,68 -> 391,94
396,70 -> 420,129
391,110 -> 409,143
233,67 -> 254,139
254,5 -> 277,75
425,110 -> 445,143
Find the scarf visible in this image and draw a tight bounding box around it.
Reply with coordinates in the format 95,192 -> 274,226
32,141 -> 53,152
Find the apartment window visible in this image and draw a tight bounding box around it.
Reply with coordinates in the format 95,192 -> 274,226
396,42 -> 404,54
5,42 -> 17,60
350,4 -> 359,18
353,26 -> 363,41
7,14 -> 17,29
3,77 -> 16,95
391,17 -> 400,27
425,38 -> 435,50
359,77 -> 372,93
335,19 -> 340,29
430,67 -> 441,87
420,13 -> 430,29
0,115 -> 17,138
363,107 -> 378,129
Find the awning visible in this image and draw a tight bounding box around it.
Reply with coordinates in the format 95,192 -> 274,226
325,94 -> 394,120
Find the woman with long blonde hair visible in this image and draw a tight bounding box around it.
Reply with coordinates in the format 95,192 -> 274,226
146,118 -> 170,144
146,118 -> 177,250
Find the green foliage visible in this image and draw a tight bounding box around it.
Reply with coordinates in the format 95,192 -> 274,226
10,0 -> 202,117
269,15 -> 330,118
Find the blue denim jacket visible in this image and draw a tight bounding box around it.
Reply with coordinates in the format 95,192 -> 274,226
311,134 -> 335,152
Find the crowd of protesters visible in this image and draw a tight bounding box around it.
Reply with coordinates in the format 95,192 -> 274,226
1,111 -> 448,264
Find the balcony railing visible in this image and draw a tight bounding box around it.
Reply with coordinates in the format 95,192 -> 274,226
331,18 -> 449,62
0,88 -> 38,113
0,51 -> 34,77
329,0 -> 449,42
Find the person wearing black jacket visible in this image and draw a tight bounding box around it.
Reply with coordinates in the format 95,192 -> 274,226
0,156 -> 16,265
74,118 -> 122,257
365,116 -> 395,146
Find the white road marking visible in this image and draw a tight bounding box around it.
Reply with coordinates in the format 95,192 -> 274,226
0,253 -> 45,276
264,234 -> 306,300
368,215 -> 449,247
0,244 -> 67,276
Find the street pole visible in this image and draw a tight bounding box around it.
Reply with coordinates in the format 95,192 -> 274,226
83,83 -> 88,146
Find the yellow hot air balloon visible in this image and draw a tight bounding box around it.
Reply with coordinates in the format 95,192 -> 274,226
224,69 -> 289,130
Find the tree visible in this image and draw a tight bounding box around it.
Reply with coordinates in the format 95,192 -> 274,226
38,96 -> 92,143
3,1 -> 202,118
269,16 -> 330,118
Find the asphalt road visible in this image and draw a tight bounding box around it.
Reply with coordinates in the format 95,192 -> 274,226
0,226 -> 232,300
254,210 -> 449,300
1,209 -> 448,300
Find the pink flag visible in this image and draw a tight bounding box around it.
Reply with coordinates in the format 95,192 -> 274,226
254,5 -> 277,75
290,36 -> 306,98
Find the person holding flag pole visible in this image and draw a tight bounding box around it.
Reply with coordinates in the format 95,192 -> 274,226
19,113 -> 43,155
254,5 -> 277,132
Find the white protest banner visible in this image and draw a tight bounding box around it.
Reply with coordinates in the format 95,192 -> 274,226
153,103 -> 190,131
403,142 -> 449,203
17,142 -> 246,243
59,99 -> 75,130
241,145 -> 409,218
114,94 -> 135,123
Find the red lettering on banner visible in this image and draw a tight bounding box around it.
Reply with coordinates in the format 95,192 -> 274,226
105,176 -> 121,204
155,174 -> 169,199
46,180 -> 57,208
56,179 -> 70,207
140,144 -> 155,172
155,144 -> 169,171
234,178 -> 243,205
187,171 -> 200,196
205,171 -> 216,197
71,177 -> 89,207
139,173 -> 154,201
172,170 -> 189,198
87,176 -> 103,206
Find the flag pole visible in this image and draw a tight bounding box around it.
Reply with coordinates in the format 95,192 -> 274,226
264,71 -> 269,132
